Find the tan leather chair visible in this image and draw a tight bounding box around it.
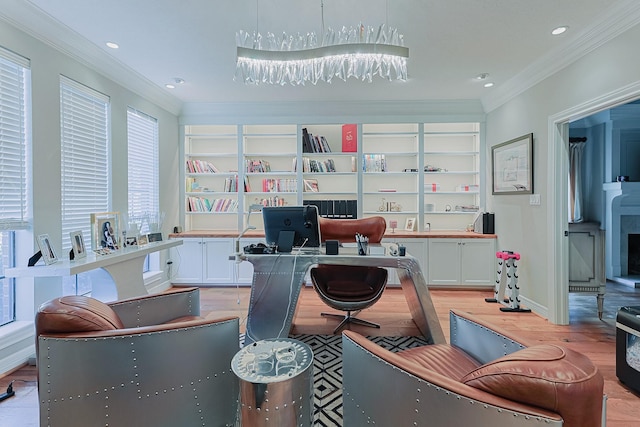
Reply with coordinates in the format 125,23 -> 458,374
36,287 -> 239,426
310,216 -> 388,333
342,309 -> 606,427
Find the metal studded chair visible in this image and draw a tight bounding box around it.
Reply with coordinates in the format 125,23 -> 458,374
342,309 -> 606,427
35,287 -> 239,426
310,216 -> 388,333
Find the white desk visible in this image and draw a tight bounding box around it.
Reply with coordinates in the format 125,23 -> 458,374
6,240 -> 182,299
240,247 -> 445,346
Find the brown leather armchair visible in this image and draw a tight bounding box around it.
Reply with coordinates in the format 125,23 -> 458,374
36,287 -> 240,426
310,216 -> 388,333
342,309 -> 606,427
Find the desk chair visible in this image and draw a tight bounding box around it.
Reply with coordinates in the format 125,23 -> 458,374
310,216 -> 388,333
35,287 -> 239,426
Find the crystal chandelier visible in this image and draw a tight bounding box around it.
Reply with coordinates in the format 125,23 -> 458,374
234,3 -> 408,86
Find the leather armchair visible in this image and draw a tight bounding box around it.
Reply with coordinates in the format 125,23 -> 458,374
342,309 -> 606,427
310,216 -> 388,333
36,287 -> 240,426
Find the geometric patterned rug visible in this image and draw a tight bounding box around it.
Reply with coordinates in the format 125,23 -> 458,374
289,334 -> 430,426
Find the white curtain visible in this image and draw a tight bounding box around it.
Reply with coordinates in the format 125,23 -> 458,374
569,139 -> 586,223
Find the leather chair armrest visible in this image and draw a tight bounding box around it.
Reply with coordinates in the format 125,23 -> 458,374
109,287 -> 200,327
40,316 -> 239,340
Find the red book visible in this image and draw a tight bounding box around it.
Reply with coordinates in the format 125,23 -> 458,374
342,124 -> 357,152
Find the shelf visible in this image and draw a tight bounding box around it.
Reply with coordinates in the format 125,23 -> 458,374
182,122 -> 482,232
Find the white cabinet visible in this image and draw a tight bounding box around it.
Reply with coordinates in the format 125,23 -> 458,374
427,238 -> 495,287
171,238 -> 235,284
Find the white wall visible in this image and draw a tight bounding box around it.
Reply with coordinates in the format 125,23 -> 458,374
486,23 -> 640,320
0,19 -> 179,372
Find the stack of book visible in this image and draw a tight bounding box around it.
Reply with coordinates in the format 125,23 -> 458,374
186,159 -> 219,173
302,128 -> 332,153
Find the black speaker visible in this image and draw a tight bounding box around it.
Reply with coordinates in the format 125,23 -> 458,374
325,240 -> 339,255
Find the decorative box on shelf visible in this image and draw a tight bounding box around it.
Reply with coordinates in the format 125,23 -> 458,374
424,183 -> 441,192
456,184 -> 479,192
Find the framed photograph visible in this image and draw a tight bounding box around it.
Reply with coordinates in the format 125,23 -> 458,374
492,133 -> 533,195
91,212 -> 120,251
303,178 -> 319,192
137,234 -> 149,246
37,234 -> 58,265
70,230 -> 87,259
125,236 -> 138,247
404,217 -> 416,231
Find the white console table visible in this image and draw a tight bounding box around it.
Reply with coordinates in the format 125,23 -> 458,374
5,240 -> 182,299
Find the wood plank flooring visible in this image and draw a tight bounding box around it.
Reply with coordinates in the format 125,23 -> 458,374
2,281 -> 639,426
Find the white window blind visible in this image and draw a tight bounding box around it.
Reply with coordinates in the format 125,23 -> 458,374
60,76 -> 110,250
0,47 -> 30,231
127,107 -> 159,234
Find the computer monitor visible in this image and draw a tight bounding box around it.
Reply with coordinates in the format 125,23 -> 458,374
262,205 -> 321,251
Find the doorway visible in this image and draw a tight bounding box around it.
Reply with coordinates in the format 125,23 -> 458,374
550,85 -> 640,324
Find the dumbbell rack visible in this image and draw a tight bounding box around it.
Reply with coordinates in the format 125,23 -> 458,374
485,250 -> 531,313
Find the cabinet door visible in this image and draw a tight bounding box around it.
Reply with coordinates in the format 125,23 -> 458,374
235,237 -> 262,283
202,238 -> 235,284
171,238 -> 204,283
460,239 -> 496,287
427,239 -> 461,285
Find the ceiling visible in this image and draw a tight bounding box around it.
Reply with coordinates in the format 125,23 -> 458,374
1,0 -> 637,114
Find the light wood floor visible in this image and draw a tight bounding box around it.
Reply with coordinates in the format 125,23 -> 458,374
2,282 -> 640,426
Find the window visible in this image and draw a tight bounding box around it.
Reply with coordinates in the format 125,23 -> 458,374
127,107 -> 159,233
60,76 -> 110,252
0,47 -> 30,326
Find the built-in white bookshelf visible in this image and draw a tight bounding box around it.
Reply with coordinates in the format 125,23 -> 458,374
181,122 -> 483,232
423,122 -> 480,230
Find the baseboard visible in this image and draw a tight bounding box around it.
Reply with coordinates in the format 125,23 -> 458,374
0,321 -> 35,376
519,295 -> 548,319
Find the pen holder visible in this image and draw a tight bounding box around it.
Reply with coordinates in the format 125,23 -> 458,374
358,241 -> 369,255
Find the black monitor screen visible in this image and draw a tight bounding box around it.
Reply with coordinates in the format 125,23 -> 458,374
262,205 -> 321,250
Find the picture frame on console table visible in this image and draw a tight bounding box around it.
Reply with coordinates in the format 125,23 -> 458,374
37,234 -> 58,265
70,230 -> 87,259
492,133 -> 533,195
404,217 -> 416,231
91,212 -> 120,251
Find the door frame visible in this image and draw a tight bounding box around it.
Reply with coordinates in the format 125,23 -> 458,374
548,82 -> 640,324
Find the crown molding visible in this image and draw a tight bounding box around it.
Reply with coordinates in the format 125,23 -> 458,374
481,0 -> 640,113
0,0 -> 182,116
179,99 -> 486,125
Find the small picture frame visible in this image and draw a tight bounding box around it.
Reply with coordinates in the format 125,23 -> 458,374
70,230 -> 87,259
125,236 -> 138,247
404,217 -> 416,231
137,234 -> 149,246
37,234 -> 58,265
91,212 -> 120,251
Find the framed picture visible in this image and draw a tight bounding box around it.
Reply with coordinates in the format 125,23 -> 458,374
137,234 -> 149,246
70,230 -> 87,259
125,236 -> 138,247
91,212 -> 120,251
37,234 -> 58,265
404,217 -> 416,231
492,133 -> 533,195
303,179 -> 319,192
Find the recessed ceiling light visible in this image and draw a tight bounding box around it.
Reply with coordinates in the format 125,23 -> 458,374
173,77 -> 185,85
165,84 -> 176,89
475,73 -> 489,80
484,82 -> 494,88
551,26 -> 568,36
106,42 -> 119,49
